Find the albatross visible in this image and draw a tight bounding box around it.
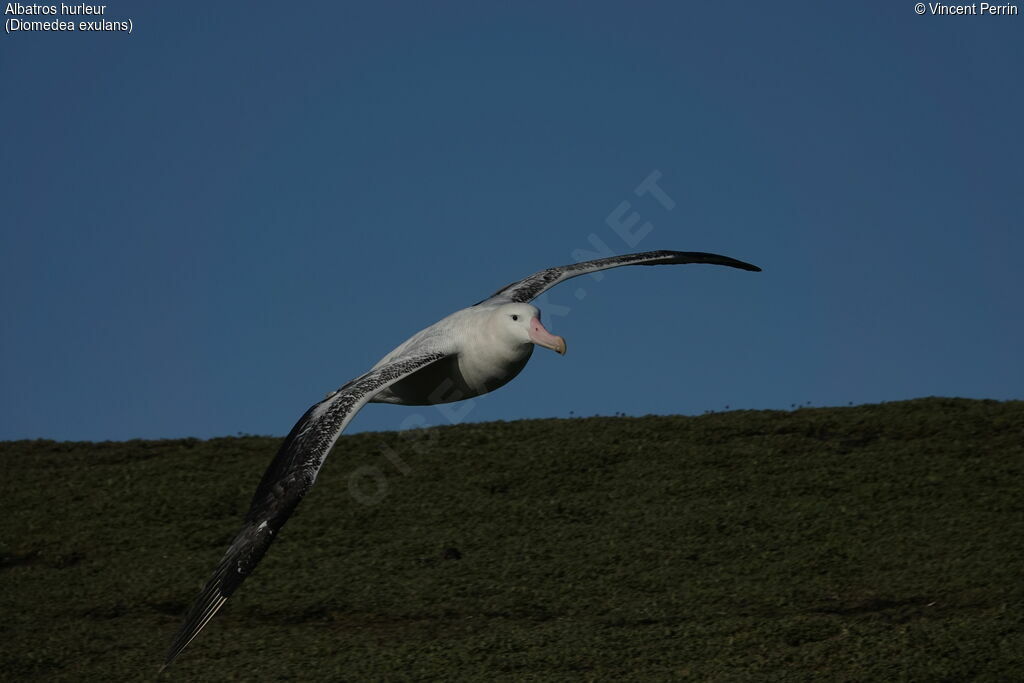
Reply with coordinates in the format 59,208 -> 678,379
162,249 -> 761,669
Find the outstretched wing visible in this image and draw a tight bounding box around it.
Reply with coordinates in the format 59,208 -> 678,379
162,351 -> 447,670
481,250 -> 761,305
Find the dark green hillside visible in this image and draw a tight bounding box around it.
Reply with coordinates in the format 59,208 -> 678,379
2,398 -> 1022,681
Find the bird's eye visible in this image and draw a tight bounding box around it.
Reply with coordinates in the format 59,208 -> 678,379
511,314 -> 519,321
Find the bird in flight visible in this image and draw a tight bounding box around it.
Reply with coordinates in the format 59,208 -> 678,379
162,249 -> 761,669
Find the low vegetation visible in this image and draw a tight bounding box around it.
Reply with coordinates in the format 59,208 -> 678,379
2,397 -> 1022,680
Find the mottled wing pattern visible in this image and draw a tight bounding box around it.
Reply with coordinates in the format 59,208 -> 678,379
484,250 -> 761,304
162,351 -> 447,670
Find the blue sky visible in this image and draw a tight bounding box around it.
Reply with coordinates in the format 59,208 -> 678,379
2,2 -> 1021,441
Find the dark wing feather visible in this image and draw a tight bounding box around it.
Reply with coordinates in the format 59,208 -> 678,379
482,250 -> 761,304
162,351 -> 447,671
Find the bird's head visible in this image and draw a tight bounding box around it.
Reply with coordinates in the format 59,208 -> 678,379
494,303 -> 566,355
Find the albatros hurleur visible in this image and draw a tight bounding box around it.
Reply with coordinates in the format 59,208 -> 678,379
162,249 -> 761,669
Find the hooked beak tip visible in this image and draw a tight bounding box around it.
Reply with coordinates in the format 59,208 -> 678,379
529,316 -> 567,355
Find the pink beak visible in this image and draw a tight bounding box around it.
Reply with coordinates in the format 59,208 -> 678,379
528,317 -> 567,355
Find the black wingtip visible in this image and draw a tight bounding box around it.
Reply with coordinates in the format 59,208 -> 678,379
723,259 -> 761,272
667,251 -> 762,273
161,563 -> 234,671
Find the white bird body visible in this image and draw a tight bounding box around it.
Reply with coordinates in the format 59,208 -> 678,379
371,302 -> 551,405
162,249 -> 761,670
